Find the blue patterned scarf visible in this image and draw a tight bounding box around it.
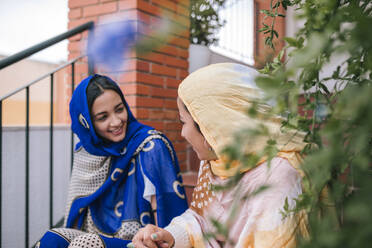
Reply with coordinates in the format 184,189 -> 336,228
67,75 -> 187,233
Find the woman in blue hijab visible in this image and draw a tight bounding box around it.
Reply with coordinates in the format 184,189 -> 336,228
37,74 -> 188,248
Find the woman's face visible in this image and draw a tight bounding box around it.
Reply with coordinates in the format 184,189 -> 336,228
91,90 -> 128,143
177,97 -> 217,161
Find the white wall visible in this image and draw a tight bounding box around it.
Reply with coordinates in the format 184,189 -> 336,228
2,126 -> 72,247
285,6 -> 347,92
210,50 -> 253,66
188,44 -> 253,74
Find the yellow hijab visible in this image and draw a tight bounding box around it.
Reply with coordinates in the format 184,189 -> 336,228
178,63 -> 307,177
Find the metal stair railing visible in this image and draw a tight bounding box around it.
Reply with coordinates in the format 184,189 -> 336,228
0,21 -> 94,248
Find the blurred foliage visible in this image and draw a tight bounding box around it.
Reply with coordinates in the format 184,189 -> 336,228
189,0 -> 227,45
250,0 -> 372,247
188,0 -> 371,246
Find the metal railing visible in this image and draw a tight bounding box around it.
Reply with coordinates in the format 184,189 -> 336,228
0,21 -> 94,248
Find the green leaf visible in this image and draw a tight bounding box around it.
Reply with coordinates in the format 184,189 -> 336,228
283,37 -> 299,47
283,197 -> 289,212
259,26 -> 269,32
272,30 -> 279,38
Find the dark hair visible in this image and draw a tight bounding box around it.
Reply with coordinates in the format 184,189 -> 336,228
182,101 -> 201,133
86,74 -> 125,112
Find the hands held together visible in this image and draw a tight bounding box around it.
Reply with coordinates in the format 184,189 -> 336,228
128,224 -> 175,248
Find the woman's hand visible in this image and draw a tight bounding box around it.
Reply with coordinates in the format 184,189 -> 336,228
128,224 -> 175,248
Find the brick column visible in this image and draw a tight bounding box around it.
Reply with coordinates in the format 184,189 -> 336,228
254,0 -> 286,68
67,0 -> 192,175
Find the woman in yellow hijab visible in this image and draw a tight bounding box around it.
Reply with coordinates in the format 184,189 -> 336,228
130,63 -> 309,248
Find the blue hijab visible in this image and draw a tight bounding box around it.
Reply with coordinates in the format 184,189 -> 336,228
70,74 -> 145,157
67,75 -> 187,234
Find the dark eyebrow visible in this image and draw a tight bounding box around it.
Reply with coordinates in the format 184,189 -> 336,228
94,111 -> 107,119
94,111 -> 107,117
115,102 -> 124,109
94,102 -> 124,119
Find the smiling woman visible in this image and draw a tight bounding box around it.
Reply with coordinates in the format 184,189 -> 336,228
88,80 -> 128,143
37,74 -> 188,248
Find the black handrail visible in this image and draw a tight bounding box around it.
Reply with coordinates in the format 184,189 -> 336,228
0,101 -> 2,247
0,21 -> 94,70
25,87 -> 30,248
49,74 -> 54,230
0,21 -> 94,248
71,63 -> 75,171
0,56 -> 84,102
0,56 -> 82,247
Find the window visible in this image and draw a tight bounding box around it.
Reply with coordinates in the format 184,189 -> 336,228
210,0 -> 254,65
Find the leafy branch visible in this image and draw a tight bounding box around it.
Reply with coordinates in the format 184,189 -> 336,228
259,0 -> 290,49
256,0 -> 372,247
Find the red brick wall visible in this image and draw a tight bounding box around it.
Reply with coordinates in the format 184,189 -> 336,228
66,0 -> 281,202
67,0 -> 194,177
254,0 -> 286,68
